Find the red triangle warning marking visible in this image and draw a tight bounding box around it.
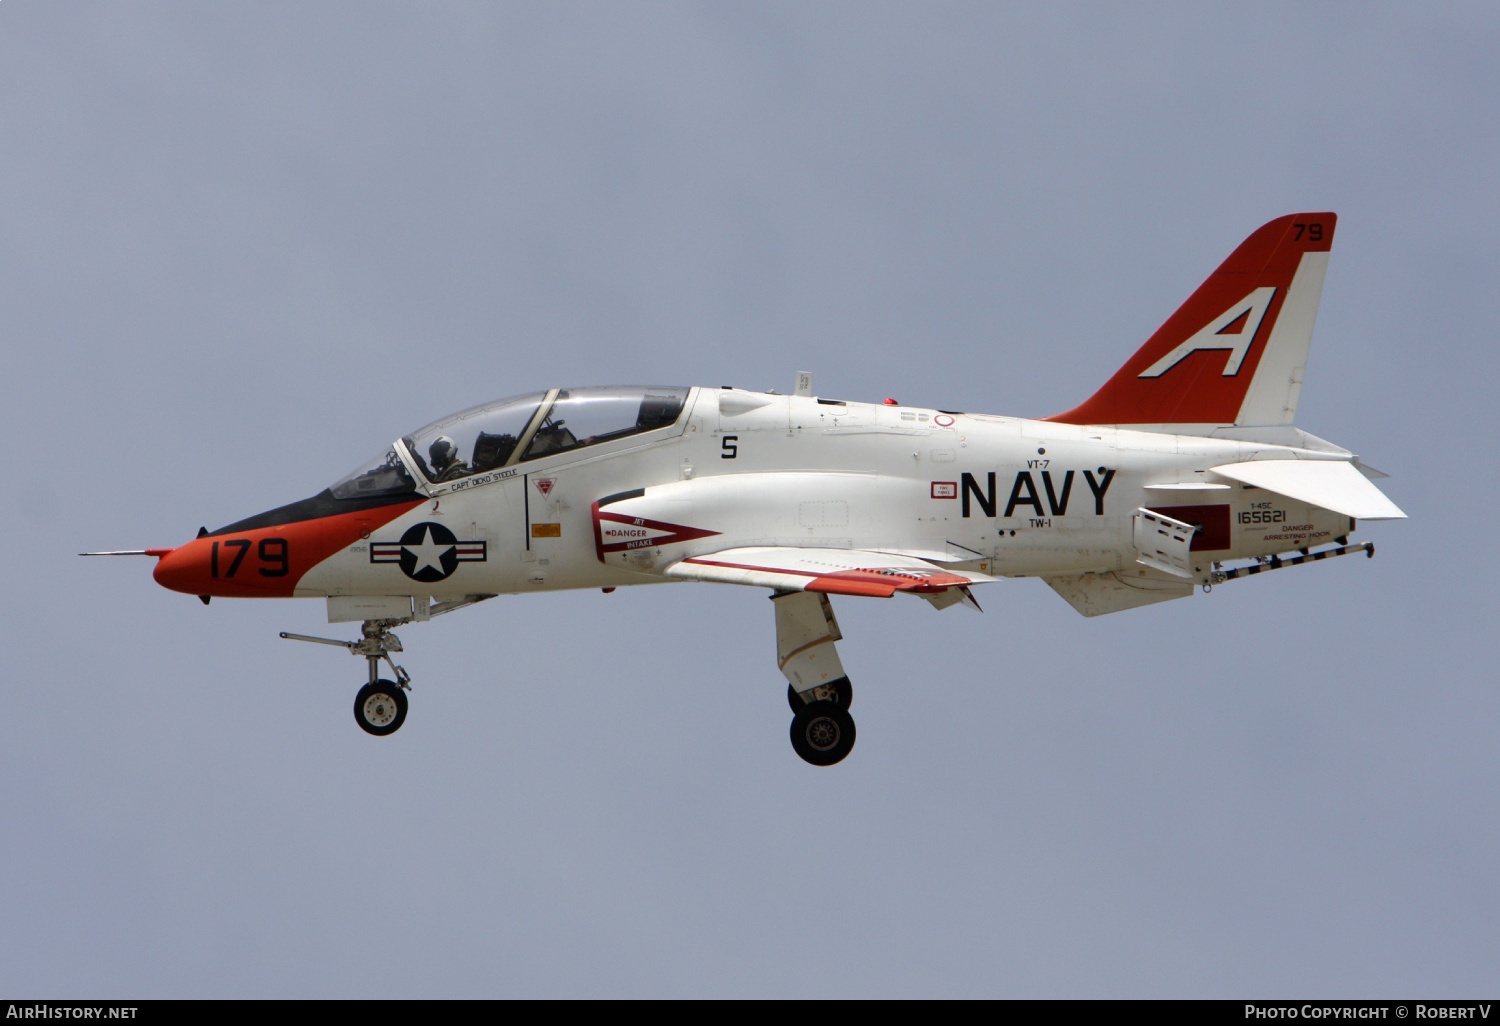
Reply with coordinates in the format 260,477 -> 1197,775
534,478 -> 555,497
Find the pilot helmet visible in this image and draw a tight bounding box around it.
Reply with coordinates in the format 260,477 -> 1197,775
429,436 -> 458,467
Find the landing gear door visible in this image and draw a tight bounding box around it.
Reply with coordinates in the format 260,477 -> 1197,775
774,591 -> 849,695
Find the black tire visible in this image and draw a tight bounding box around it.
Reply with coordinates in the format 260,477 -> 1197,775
786,677 -> 853,714
354,680 -> 408,736
790,700 -> 856,766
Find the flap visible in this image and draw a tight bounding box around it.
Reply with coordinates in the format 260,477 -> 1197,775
665,546 -> 995,598
1210,459 -> 1406,520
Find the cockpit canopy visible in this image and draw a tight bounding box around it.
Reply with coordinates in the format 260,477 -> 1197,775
390,386 -> 690,487
403,389 -> 549,484
328,387 -> 690,500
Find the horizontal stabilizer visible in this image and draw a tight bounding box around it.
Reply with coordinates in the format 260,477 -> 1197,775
666,547 -> 995,597
1210,460 -> 1406,520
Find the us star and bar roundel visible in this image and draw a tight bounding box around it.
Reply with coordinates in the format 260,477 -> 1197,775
370,522 -> 487,583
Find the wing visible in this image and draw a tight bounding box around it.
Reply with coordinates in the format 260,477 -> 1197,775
664,546 -> 994,599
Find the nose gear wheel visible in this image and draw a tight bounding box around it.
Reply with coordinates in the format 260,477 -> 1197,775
355,680 -> 408,736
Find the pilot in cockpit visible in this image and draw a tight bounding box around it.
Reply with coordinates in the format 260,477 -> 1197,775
428,436 -> 470,482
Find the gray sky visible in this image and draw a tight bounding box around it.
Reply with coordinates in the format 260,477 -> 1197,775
3,2 -> 1496,997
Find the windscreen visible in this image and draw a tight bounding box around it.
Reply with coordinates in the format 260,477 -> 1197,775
328,448 -> 419,500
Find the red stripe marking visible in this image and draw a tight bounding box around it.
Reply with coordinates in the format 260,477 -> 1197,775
682,557 -> 971,597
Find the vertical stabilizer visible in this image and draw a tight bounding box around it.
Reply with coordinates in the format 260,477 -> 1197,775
1048,213 -> 1335,428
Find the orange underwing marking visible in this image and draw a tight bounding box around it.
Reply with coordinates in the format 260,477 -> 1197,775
681,557 -> 973,599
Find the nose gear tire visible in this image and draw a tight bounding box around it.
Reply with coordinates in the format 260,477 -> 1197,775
355,679 -> 408,736
790,700 -> 856,766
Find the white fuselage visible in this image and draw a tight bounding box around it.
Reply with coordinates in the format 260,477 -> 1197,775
296,387 -> 1353,601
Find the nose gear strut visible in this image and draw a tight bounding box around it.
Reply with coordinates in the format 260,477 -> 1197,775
281,619 -> 413,736
281,618 -> 413,689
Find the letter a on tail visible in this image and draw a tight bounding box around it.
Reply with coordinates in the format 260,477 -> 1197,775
1048,213 -> 1335,428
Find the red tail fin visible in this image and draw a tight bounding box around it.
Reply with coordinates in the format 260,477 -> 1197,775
1048,213 -> 1336,427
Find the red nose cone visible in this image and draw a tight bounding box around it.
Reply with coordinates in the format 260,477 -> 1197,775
152,543 -> 208,595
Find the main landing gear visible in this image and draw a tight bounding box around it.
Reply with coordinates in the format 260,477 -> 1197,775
775,591 -> 858,766
280,618 -> 414,737
786,678 -> 851,713
789,698 -> 857,766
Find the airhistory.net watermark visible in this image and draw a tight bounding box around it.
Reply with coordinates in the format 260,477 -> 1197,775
5,1008 -> 137,1020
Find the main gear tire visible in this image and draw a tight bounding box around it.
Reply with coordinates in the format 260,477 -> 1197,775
786,677 -> 852,714
354,680 -> 408,736
790,700 -> 856,766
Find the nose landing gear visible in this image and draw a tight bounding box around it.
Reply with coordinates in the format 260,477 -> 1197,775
280,618 -> 413,736
354,679 -> 408,736
279,595 -> 493,736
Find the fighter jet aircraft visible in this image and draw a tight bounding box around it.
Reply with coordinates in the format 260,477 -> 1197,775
86,212 -> 1404,765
